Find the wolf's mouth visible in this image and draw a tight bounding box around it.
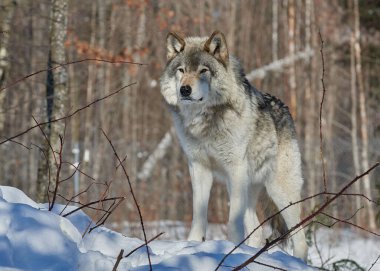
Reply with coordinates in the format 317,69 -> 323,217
181,97 -> 203,102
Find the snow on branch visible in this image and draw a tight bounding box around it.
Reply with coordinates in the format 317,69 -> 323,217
137,126 -> 175,180
246,48 -> 314,81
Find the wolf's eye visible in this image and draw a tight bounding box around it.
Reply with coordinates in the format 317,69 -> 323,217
178,68 -> 184,73
200,68 -> 208,74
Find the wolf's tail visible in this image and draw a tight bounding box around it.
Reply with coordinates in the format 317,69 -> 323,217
257,187 -> 289,245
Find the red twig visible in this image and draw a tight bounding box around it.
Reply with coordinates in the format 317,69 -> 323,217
89,198 -> 125,233
61,161 -> 96,181
101,129 -> 152,270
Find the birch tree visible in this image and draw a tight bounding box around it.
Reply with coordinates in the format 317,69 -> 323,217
0,0 -> 16,131
36,0 -> 68,202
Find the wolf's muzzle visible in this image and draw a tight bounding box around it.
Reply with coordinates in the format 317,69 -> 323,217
180,85 -> 192,97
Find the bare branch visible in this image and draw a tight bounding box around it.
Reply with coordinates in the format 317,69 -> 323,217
368,253 -> 380,271
246,48 -> 314,81
62,196 -> 126,217
124,232 -> 164,259
101,129 -> 152,270
0,58 -> 145,93
137,127 -> 175,180
0,82 -> 136,145
112,249 -> 124,271
89,198 -> 125,233
49,134 -> 64,211
318,30 -> 328,193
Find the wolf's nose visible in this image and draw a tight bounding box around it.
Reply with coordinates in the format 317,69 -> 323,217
180,85 -> 192,97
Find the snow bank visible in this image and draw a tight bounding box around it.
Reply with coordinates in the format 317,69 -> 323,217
0,186 -> 314,271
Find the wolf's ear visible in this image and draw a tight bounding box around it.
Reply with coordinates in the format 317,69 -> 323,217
204,31 -> 229,66
166,32 -> 185,61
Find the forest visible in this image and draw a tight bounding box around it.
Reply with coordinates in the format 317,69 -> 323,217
0,1 -> 379,268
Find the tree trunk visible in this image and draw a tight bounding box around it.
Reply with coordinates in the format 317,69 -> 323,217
36,0 -> 68,202
304,0 -> 316,208
287,0 -> 297,120
82,1 -> 97,195
350,31 -> 361,225
353,0 -> 376,230
272,0 -> 278,61
0,0 -> 16,131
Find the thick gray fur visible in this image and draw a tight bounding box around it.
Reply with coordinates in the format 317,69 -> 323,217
160,31 -> 308,260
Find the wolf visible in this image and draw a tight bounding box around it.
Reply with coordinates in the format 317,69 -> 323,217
160,30 -> 308,260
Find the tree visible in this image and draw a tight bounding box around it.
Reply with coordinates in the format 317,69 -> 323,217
353,0 -> 376,230
36,0 -> 68,202
0,0 -> 16,131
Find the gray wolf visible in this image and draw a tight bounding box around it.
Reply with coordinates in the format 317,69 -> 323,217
160,30 -> 308,260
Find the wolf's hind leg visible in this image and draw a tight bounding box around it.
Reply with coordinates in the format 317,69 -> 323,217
244,184 -> 264,247
187,161 -> 213,241
265,180 -> 308,261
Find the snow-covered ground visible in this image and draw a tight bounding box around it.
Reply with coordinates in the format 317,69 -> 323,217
0,185 -> 378,271
120,220 -> 380,270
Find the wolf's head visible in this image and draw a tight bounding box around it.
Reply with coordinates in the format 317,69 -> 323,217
160,31 -> 233,107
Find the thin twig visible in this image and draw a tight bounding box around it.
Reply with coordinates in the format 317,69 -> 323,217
368,253 -> 380,271
0,58 -> 145,93
63,196 -> 125,217
321,211 -> 380,237
49,135 -> 64,211
324,192 -> 379,206
250,260 -> 288,271
112,249 -> 124,271
61,161 -> 96,181
101,129 -> 152,270
124,232 -> 164,259
8,139 -> 31,150
89,198 -> 125,233
319,30 -> 328,193
60,162 -> 81,183
32,115 -> 58,166
0,82 -> 136,145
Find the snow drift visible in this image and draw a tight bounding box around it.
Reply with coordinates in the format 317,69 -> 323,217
0,185 -> 314,270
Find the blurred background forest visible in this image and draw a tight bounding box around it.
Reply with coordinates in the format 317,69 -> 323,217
0,0 -> 379,236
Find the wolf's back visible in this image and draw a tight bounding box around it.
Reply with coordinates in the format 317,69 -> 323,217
257,92 -> 297,140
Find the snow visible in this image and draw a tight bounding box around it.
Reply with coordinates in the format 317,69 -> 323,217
0,185 -> 378,271
0,186 -> 380,271
308,227 -> 380,270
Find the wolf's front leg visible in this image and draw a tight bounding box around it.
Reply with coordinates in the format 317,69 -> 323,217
226,163 -> 249,244
187,161 -> 213,241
